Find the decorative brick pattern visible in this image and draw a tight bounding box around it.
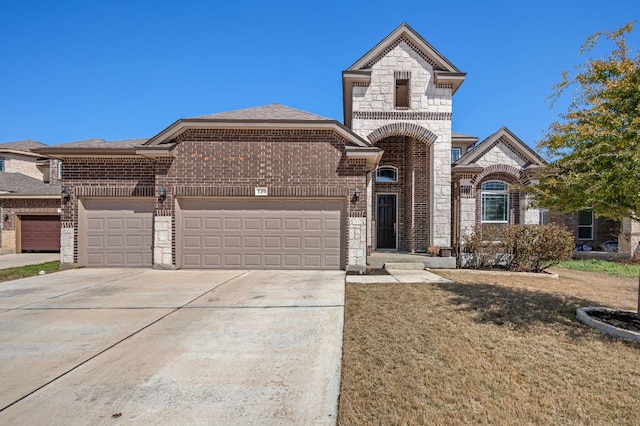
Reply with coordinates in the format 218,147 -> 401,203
353,111 -> 452,121
367,122 -> 438,145
364,35 -> 440,69
470,164 -> 530,188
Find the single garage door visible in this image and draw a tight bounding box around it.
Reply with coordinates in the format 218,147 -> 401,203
20,215 -> 61,252
179,198 -> 343,269
81,199 -> 154,267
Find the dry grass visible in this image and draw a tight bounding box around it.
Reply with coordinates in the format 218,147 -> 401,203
338,268 -> 640,425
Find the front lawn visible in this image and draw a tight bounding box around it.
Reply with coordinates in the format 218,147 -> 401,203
338,268 -> 640,425
0,261 -> 60,283
557,259 -> 640,278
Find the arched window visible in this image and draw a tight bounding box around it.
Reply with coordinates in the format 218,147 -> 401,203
481,180 -> 509,224
376,166 -> 398,183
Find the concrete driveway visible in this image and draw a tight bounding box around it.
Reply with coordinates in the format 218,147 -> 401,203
0,268 -> 345,425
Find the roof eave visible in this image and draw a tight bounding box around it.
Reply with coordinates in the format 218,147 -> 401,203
345,146 -> 383,171
434,71 -> 467,94
32,148 -> 139,158
146,119 -> 372,148
0,194 -> 60,199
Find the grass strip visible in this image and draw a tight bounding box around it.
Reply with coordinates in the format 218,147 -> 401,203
557,259 -> 640,278
0,261 -> 60,283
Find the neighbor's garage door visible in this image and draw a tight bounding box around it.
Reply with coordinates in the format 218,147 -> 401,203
81,199 -> 154,267
20,215 -> 61,252
179,198 -> 343,269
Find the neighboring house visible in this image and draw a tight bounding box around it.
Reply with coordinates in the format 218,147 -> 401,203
0,140 -> 62,253
31,23 -> 634,269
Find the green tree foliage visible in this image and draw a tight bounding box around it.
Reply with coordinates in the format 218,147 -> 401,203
534,22 -> 640,221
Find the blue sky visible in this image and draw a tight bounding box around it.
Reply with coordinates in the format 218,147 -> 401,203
1,0 -> 638,150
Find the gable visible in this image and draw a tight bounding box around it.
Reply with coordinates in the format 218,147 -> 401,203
456,127 -> 546,168
474,141 -> 527,168
347,23 -> 461,73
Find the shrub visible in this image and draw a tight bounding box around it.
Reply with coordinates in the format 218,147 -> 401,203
461,224 -> 574,272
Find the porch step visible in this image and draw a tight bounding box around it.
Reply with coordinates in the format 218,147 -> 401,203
383,262 -> 425,271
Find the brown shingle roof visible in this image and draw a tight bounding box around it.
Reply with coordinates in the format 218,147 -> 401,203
192,104 -> 332,121
0,140 -> 47,152
54,138 -> 149,149
0,172 -> 60,195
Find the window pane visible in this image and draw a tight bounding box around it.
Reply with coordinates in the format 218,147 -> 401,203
578,226 -> 593,240
451,148 -> 461,162
0,160 -> 4,171
578,209 -> 593,226
481,181 -> 507,191
482,194 -> 508,222
376,167 -> 397,182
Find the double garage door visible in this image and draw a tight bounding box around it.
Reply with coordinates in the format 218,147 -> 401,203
80,198 -> 343,269
179,199 -> 343,269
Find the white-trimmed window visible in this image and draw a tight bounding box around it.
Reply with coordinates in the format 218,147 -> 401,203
451,148 -> 461,163
376,166 -> 398,183
57,161 -> 62,180
539,208 -> 550,225
481,181 -> 509,224
578,209 -> 594,240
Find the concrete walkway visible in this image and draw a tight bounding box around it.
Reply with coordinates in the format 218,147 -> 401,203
0,253 -> 59,270
346,269 -> 452,284
0,269 -> 344,425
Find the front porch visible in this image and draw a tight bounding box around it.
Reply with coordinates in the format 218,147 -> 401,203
367,251 -> 456,269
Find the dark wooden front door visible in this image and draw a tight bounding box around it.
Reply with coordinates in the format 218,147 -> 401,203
376,194 -> 396,249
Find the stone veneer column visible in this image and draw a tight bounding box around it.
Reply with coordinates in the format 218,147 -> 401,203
60,227 -> 74,266
620,218 -> 640,258
431,137 -> 452,247
153,215 -> 174,269
347,216 -> 367,272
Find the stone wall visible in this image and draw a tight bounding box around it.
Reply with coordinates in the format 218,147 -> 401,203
351,40 -> 453,250
347,216 -> 367,271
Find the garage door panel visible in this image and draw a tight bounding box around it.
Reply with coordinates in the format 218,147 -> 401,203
245,218 -> 261,230
224,217 -> 242,230
179,199 -> 343,270
304,219 -> 321,231
83,199 -> 153,267
264,218 -> 282,231
284,236 -> 302,249
284,218 -> 302,230
325,237 -> 341,249
204,236 -> 221,248
245,236 -> 262,248
304,255 -> 322,268
304,236 -> 321,249
184,217 -> 202,230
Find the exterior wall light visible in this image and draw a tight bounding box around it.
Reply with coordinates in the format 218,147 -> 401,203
158,186 -> 167,202
354,187 -> 361,202
61,188 -> 71,204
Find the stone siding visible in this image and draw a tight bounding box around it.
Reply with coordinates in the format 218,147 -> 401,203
351,40 -> 453,251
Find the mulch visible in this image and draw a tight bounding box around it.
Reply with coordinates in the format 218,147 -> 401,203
588,310 -> 640,333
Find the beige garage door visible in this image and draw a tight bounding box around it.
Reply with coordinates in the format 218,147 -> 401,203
81,199 -> 154,267
179,198 -> 343,269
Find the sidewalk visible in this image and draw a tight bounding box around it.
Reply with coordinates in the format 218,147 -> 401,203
0,253 -> 59,270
